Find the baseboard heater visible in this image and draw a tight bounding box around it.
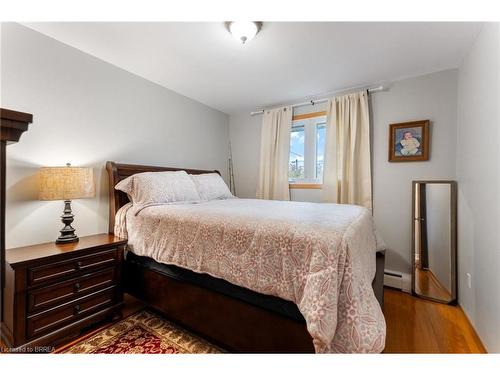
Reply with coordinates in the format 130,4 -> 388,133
384,269 -> 412,293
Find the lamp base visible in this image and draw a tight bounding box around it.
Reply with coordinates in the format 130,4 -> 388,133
56,200 -> 79,244
56,234 -> 79,244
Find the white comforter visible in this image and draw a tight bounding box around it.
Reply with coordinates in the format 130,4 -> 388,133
115,198 -> 386,353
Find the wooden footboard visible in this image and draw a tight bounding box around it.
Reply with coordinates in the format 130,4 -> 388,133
124,258 -> 315,353
123,250 -> 385,353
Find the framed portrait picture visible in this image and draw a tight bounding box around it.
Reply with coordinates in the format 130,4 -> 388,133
388,120 -> 430,162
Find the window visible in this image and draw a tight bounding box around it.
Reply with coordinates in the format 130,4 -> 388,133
289,125 -> 305,180
316,123 -> 326,180
289,114 -> 327,185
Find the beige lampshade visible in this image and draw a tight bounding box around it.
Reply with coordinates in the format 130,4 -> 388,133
39,166 -> 95,201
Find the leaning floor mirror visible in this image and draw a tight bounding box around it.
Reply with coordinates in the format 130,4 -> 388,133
412,180 -> 457,304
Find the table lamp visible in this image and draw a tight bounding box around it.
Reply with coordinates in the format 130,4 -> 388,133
39,163 -> 95,243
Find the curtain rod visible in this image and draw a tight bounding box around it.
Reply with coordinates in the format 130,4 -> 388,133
250,85 -> 384,116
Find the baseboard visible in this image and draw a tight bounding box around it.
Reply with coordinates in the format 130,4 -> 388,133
384,269 -> 411,293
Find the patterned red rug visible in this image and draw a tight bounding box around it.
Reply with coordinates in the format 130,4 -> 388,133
62,310 -> 222,354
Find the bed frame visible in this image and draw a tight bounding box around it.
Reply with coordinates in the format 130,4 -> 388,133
106,161 -> 385,353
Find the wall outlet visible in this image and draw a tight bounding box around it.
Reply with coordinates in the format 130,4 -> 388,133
466,273 -> 472,289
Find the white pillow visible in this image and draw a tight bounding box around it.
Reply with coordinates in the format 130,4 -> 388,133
115,170 -> 201,206
191,173 -> 233,200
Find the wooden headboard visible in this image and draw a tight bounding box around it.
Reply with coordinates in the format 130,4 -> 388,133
106,161 -> 220,234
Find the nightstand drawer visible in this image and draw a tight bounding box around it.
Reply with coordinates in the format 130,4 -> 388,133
26,286 -> 118,340
28,248 -> 119,286
27,267 -> 118,313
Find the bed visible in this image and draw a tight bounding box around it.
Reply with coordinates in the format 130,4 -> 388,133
106,161 -> 386,353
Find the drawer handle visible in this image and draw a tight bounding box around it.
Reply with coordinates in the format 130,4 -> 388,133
74,304 -> 81,315
74,282 -> 80,292
75,261 -> 83,270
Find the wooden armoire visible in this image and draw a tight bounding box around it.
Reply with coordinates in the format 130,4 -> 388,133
0,108 -> 33,327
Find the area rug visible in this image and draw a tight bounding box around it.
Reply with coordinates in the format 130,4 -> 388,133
62,310 -> 223,354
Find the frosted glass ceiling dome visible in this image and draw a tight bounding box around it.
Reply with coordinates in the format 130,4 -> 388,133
227,21 -> 262,44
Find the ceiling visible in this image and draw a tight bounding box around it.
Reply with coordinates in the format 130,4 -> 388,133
24,22 -> 482,114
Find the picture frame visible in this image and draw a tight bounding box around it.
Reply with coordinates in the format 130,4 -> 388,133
388,120 -> 430,162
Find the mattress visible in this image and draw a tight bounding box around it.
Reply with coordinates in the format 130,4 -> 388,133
116,198 -> 386,353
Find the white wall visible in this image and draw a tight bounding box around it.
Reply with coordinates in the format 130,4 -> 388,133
371,70 -> 457,273
228,112 -> 261,199
1,23 -> 229,248
230,69 -> 458,274
456,23 -> 500,352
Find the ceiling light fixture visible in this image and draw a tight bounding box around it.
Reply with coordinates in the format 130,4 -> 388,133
226,21 -> 262,44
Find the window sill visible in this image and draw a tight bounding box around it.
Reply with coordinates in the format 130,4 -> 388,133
289,183 -> 323,190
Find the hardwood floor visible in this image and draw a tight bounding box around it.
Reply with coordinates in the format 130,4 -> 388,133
383,288 -> 486,353
415,267 -> 453,302
1,289 -> 486,353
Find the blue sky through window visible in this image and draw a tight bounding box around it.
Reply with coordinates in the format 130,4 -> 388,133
316,124 -> 325,180
289,126 -> 305,179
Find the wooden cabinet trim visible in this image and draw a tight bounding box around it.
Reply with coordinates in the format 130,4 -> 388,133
27,286 -> 117,339
6,234 -> 126,267
27,248 -> 119,287
28,267 -> 117,314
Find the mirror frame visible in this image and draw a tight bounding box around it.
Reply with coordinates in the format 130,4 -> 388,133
411,180 -> 457,304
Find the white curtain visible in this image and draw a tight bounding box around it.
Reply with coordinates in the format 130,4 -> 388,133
322,91 -> 372,209
256,106 -> 292,200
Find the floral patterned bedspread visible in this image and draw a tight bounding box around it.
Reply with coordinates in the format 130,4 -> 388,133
115,198 -> 386,353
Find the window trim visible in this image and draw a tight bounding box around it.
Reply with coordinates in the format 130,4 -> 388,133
289,183 -> 323,190
292,111 -> 327,121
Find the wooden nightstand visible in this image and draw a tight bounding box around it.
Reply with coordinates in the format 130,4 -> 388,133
1,234 -> 126,351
